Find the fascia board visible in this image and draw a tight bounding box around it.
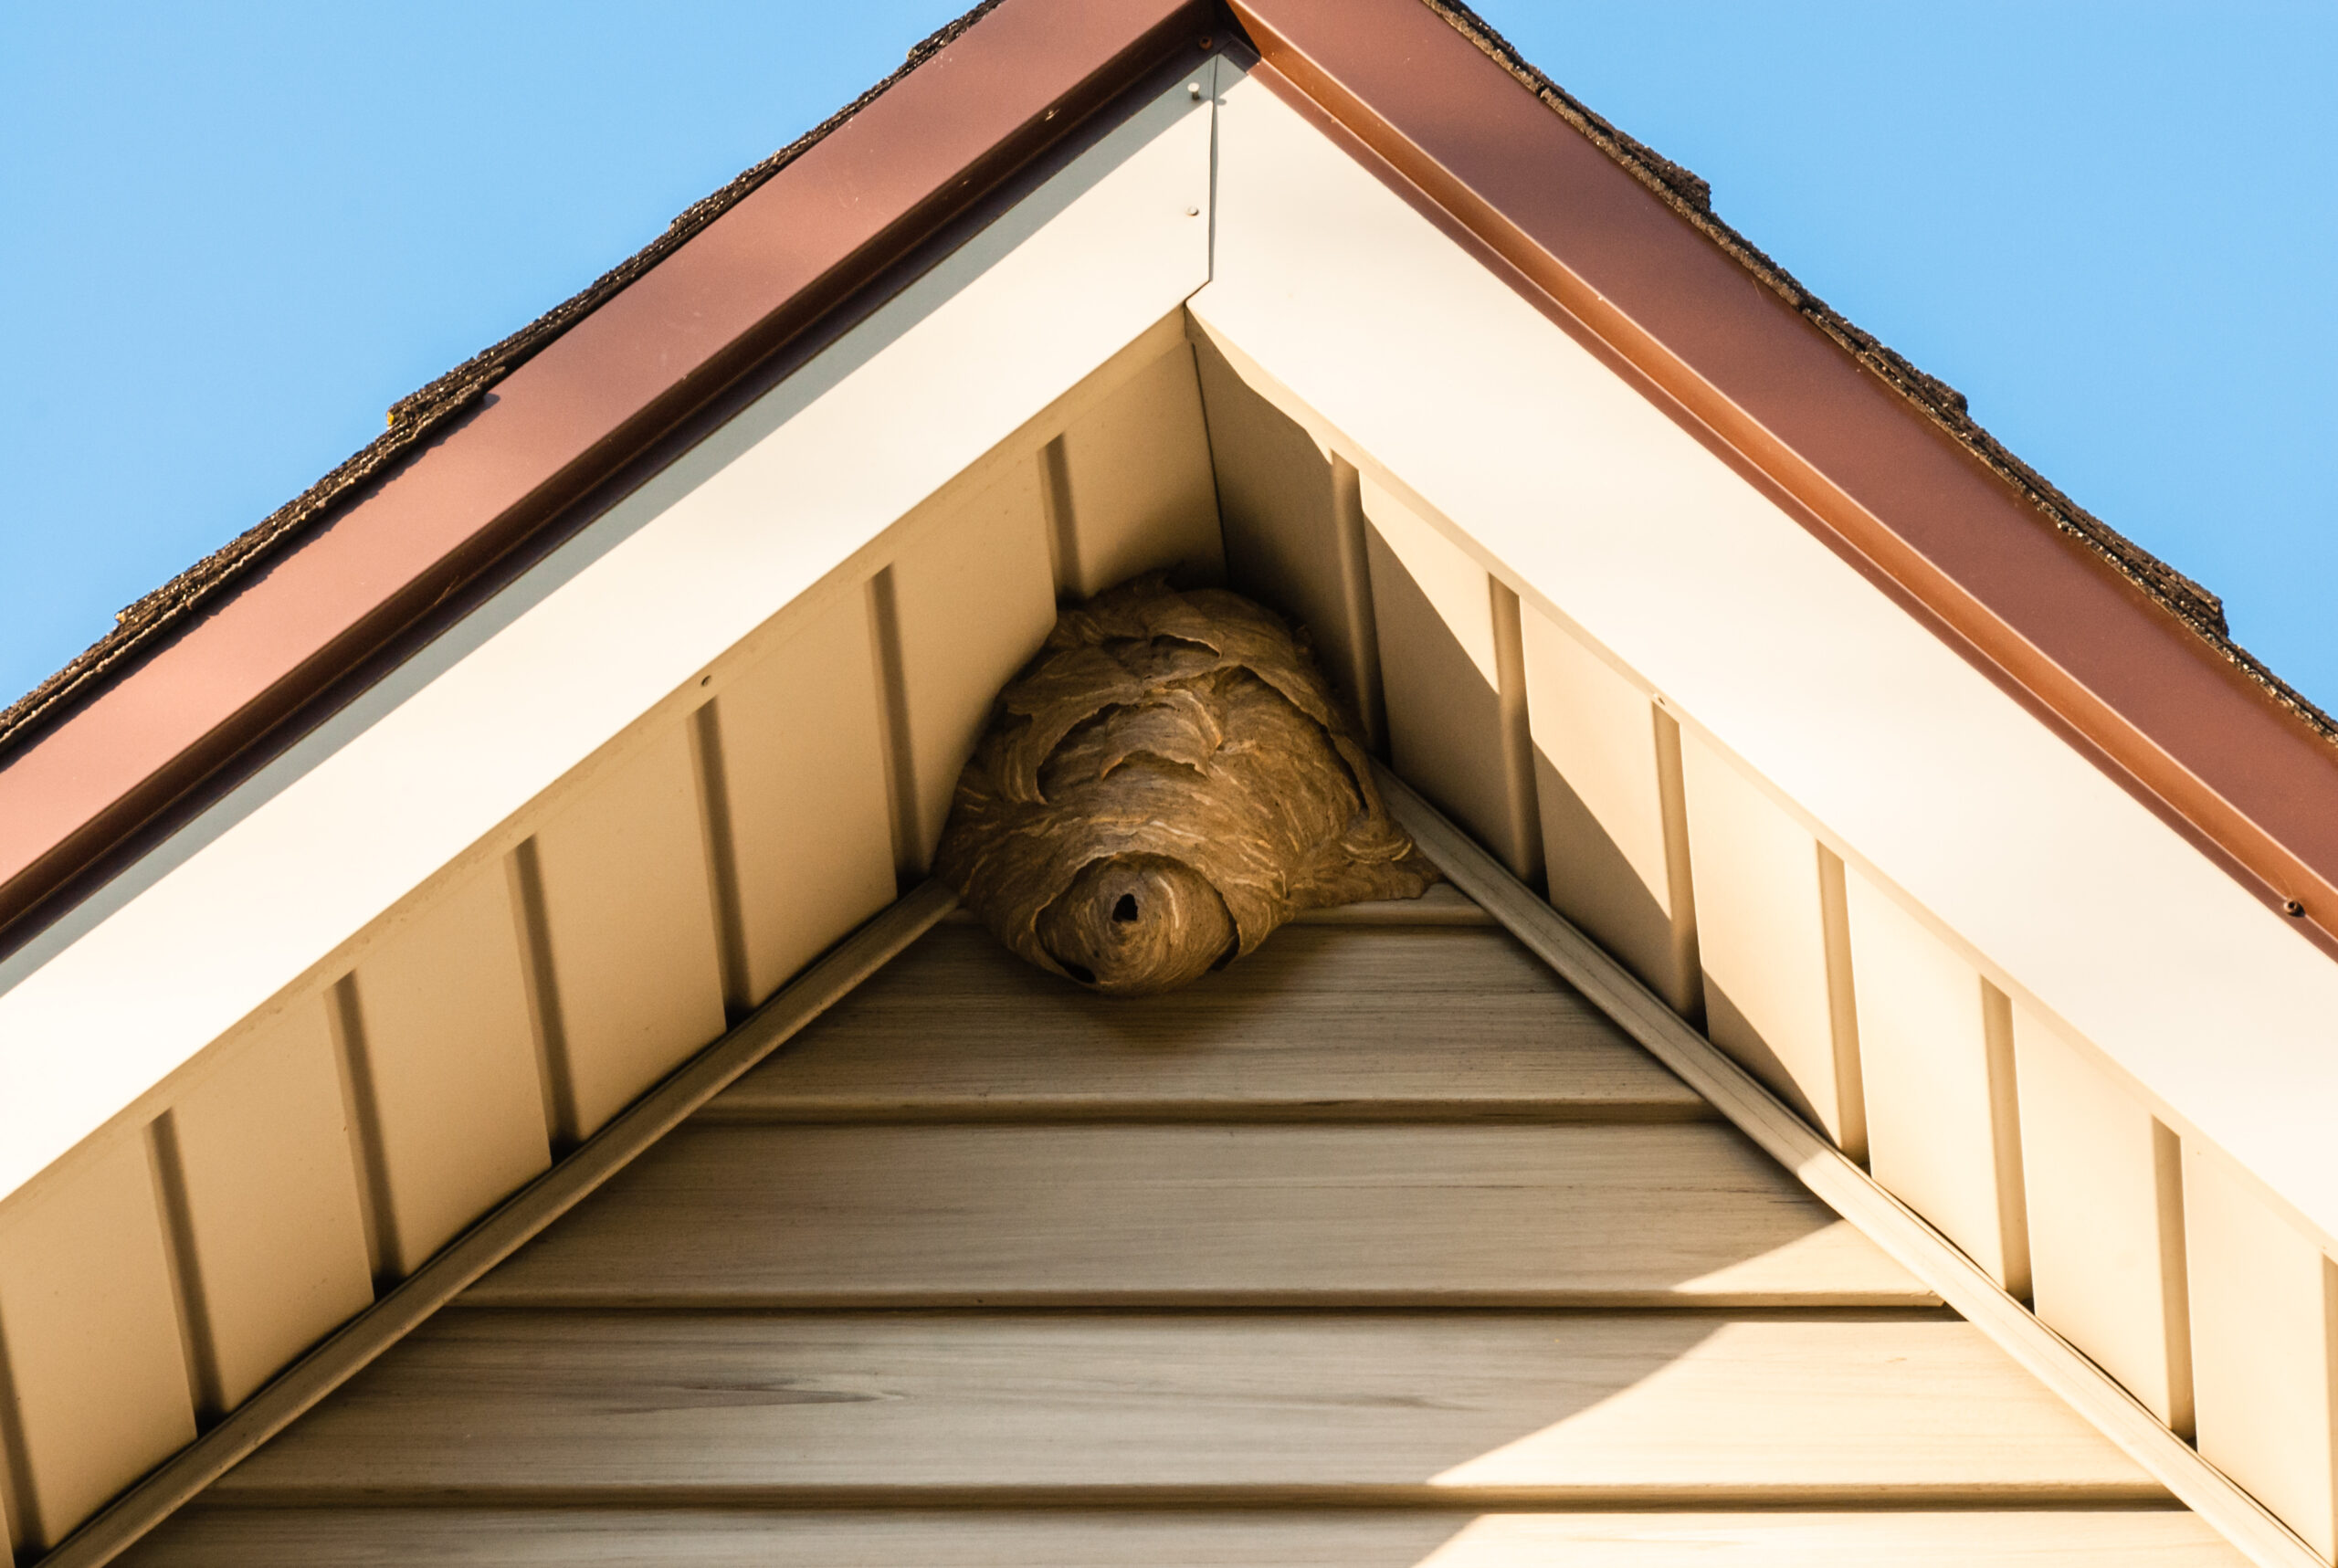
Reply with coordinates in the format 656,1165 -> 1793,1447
1190,60 -> 2338,1245
0,66 -> 1216,1213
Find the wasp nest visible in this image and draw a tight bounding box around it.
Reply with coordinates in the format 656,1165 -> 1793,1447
935,576 -> 1438,994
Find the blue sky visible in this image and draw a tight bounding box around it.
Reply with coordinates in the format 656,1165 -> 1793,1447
3,3 -> 2331,711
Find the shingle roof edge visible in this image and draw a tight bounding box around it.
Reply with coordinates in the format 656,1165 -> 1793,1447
5,0 -> 2330,845
0,0 -> 1008,760
1419,0 -> 2338,749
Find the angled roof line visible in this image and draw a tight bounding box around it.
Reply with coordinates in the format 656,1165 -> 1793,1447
1428,0 -> 2244,653
0,0 -> 1009,759
0,0 -> 1213,945
3,0 -> 2334,964
1228,0 -> 2338,957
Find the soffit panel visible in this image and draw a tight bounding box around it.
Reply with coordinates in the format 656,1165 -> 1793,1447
0,66 -> 1217,1211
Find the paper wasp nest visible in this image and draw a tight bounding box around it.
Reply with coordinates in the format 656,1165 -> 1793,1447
935,576 -> 1438,994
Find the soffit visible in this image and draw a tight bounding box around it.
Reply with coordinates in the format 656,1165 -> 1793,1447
1187,55 -> 2338,1245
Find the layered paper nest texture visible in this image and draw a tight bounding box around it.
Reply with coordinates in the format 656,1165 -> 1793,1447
936,577 -> 1438,994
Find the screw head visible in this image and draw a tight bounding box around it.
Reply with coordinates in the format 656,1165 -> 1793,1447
1185,205 -> 1200,216
2284,898 -> 2307,918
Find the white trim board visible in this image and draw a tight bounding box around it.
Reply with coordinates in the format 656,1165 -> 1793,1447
1189,61 -> 2338,1247
0,64 -> 1219,1215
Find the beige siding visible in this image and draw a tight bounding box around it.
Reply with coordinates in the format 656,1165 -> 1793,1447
348,864 -> 551,1275
1520,608 -> 1696,1014
212,1312 -> 2153,1500
2015,1007 -> 2191,1433
1848,871 -> 2028,1294
529,724 -> 728,1140
1680,733 -> 1859,1152
1054,342 -> 1225,595
169,1001 -> 374,1409
471,1122 -> 1923,1309
1364,479 -> 1537,879
0,1138 -> 192,1552
887,462 -> 1058,869
1190,331 -> 1381,737
708,591 -> 898,1007
2184,1142 -> 2338,1559
118,1508 -> 2257,1566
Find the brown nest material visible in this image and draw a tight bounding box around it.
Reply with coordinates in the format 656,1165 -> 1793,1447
935,576 -> 1438,994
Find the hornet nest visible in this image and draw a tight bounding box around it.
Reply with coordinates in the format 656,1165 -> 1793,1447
934,575 -> 1438,994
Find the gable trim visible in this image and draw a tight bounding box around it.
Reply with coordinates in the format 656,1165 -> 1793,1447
1229,0 -> 2338,968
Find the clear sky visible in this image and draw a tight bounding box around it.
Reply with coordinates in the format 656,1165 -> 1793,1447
3,3 -> 2331,712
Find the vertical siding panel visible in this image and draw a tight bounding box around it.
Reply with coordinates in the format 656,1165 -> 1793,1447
1680,733 -> 1858,1149
0,1140 -> 192,1551
1847,872 -> 2027,1292
712,591 -> 900,1005
169,1001 -> 374,1410
2015,1007 -> 2192,1431
1191,333 -> 1380,735
1519,608 -> 1696,1013
889,462 -> 1058,870
1362,479 -> 1536,879
348,865 -> 552,1275
532,725 -> 728,1139
2185,1142 -> 2338,1559
1057,344 -> 1226,595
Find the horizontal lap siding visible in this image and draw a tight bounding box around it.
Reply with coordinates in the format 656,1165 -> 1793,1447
122,1507 -> 2254,1567
709,921 -> 1706,1121
114,905 -> 2241,1564
467,1122 -> 1921,1308
210,1310 -> 2154,1500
